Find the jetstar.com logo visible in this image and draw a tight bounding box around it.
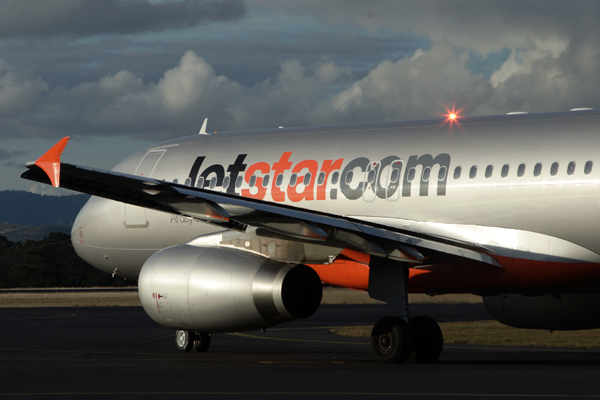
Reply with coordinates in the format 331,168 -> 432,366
186,152 -> 451,202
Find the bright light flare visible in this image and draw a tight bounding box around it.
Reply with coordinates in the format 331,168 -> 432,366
442,106 -> 463,127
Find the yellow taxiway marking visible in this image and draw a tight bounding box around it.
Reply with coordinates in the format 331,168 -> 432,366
2,392 -> 600,397
228,332 -> 366,345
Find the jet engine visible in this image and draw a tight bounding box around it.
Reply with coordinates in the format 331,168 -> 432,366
483,293 -> 600,330
138,245 -> 322,333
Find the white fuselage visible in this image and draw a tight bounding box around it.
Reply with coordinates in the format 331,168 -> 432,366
71,111 -> 600,284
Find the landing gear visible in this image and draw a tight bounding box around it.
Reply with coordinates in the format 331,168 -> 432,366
370,316 -> 413,363
175,330 -> 211,353
193,332 -> 211,352
370,316 -> 444,364
367,258 -> 443,364
411,316 -> 443,363
175,330 -> 193,352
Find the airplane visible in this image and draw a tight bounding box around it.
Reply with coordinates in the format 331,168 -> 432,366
21,108 -> 600,364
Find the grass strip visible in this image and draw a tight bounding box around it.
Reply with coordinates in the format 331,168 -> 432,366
330,320 -> 600,348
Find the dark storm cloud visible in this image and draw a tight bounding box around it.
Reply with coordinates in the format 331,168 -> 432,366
0,30 -> 419,90
251,0 -> 598,54
0,148 -> 26,162
0,0 -> 246,39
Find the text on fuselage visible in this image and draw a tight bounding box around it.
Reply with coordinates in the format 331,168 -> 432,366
186,152 -> 450,202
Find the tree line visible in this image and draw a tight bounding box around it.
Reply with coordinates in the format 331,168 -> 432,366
0,232 -> 132,288
0,190 -> 89,226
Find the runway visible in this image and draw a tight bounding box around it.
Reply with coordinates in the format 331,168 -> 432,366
2,304 -> 600,398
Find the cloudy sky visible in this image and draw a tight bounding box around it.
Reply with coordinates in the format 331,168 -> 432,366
2,0 -> 599,194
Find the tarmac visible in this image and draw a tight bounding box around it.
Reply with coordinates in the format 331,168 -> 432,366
2,302 -> 600,399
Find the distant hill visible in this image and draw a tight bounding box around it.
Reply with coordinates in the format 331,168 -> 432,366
0,191 -> 89,226
0,223 -> 72,242
0,194 -> 132,287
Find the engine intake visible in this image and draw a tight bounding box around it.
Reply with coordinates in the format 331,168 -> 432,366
138,245 -> 322,332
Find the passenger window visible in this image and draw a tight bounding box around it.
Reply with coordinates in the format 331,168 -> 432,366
290,174 -> 298,186
585,161 -> 593,175
550,162 -> 559,176
453,166 -> 462,180
331,171 -> 340,185
422,167 -> 431,182
469,166 -> 477,179
262,174 -> 270,188
209,177 -> 216,189
367,169 -> 376,183
533,163 -> 542,177
501,164 -> 509,178
390,168 -> 400,183
249,175 -> 257,188
517,164 -> 525,177
276,174 -> 283,187
235,175 -> 243,188
317,172 -> 326,185
407,168 -> 416,182
567,162 -> 576,175
344,171 -> 353,184
485,165 -> 493,178
304,173 -> 311,185
438,166 -> 447,181
184,177 -> 192,186
173,179 -> 178,184
222,176 -> 230,189
196,177 -> 205,188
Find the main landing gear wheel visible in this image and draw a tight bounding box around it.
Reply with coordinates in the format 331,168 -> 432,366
194,332 -> 211,352
175,330 -> 193,352
411,316 -> 443,363
370,316 -> 413,364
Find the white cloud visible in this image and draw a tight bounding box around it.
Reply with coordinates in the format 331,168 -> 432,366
28,184 -> 74,196
0,52 -> 353,138
476,51 -> 582,115
227,59 -> 351,128
0,35 -> 598,143
489,39 -> 569,89
321,42 -> 492,122
0,60 -> 48,116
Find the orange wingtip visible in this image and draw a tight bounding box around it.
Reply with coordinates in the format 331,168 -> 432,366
35,137 -> 70,187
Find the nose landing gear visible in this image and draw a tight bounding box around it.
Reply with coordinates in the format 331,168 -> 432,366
175,330 -> 212,353
175,330 -> 193,352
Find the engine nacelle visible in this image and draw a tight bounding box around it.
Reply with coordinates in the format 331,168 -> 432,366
138,245 -> 322,332
483,293 -> 600,330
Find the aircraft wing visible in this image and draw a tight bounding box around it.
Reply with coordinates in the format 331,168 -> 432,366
21,137 -> 501,268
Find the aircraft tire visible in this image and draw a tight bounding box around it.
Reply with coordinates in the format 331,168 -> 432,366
370,316 -> 413,363
411,316 -> 443,363
194,332 -> 211,352
175,330 -> 193,352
